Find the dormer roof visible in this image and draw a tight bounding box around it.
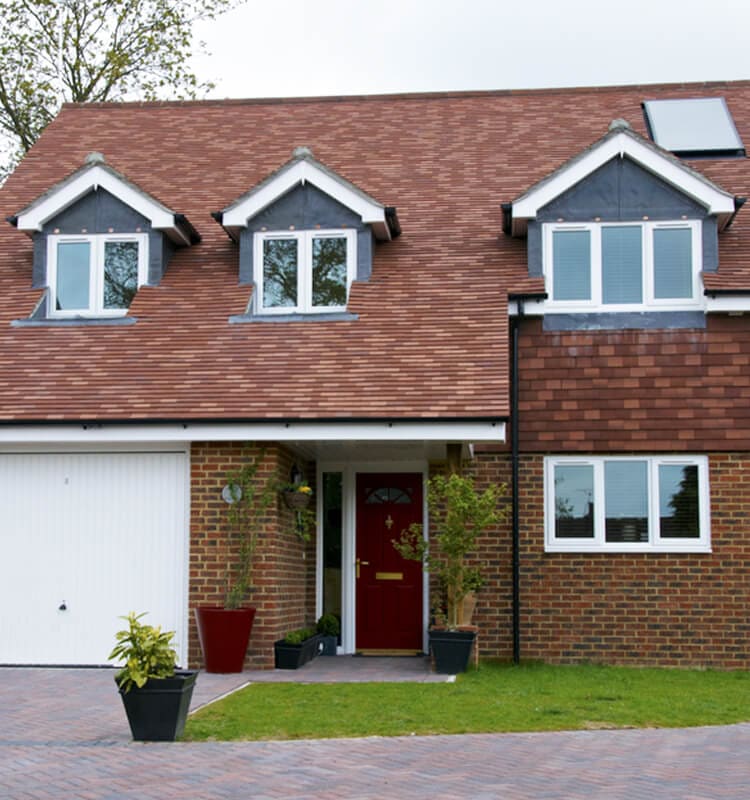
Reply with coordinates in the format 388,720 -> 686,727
215,146 -> 400,241
506,120 -> 739,237
9,152 -> 200,245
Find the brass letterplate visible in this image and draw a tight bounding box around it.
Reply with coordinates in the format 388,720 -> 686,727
375,571 -> 403,581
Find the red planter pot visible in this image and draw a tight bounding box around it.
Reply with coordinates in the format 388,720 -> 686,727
194,606 -> 256,673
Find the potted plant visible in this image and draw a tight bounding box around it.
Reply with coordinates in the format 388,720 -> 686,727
194,449 -> 276,673
316,613 -> 340,655
281,480 -> 314,510
109,612 -> 197,742
394,471 -> 505,674
274,627 -> 323,669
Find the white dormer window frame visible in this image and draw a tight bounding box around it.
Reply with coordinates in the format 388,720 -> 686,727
47,233 -> 148,318
544,219 -> 702,312
253,229 -> 356,315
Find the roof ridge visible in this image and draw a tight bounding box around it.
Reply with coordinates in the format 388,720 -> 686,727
59,79 -> 750,111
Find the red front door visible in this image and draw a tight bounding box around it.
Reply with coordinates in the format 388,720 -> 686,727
355,473 -> 423,651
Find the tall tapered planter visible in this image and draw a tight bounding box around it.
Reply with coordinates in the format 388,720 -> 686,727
194,606 -> 256,673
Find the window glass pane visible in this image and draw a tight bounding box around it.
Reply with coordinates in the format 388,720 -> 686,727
56,242 -> 90,310
554,464 -> 594,538
605,461 -> 648,543
312,237 -> 347,306
653,228 -> 692,299
553,230 -> 591,301
659,465 -> 700,538
103,241 -> 139,309
602,226 -> 642,304
263,238 -> 298,308
322,473 -> 342,636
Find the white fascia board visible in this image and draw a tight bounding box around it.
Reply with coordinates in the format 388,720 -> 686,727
704,294 -> 750,313
222,160 -> 388,234
0,420 -> 506,445
513,132 -> 735,220
16,165 -> 175,232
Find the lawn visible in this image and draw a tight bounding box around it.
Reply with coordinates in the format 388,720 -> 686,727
183,660 -> 750,741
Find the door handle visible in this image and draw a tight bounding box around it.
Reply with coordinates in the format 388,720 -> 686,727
356,558 -> 370,578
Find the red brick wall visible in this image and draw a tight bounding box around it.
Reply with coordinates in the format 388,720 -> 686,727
517,315 -> 750,452
189,442 -> 316,669
514,453 -> 750,668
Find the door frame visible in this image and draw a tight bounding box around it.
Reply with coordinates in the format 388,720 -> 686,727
316,459 -> 429,655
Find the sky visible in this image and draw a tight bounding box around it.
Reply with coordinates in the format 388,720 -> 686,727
191,0 -> 750,100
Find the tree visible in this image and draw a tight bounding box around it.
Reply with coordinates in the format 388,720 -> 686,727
0,0 -> 239,174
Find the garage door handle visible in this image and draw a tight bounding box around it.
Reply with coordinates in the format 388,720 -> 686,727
59,602 -> 67,611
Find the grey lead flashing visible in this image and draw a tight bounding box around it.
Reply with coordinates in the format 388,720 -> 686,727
11,316 -> 138,328
543,311 -> 706,331
229,311 -> 358,323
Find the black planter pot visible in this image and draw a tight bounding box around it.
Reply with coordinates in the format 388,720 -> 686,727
429,629 -> 477,674
117,669 -> 198,741
274,634 -> 323,669
319,634 -> 338,656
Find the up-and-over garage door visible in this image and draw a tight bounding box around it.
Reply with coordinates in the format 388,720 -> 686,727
0,449 -> 189,666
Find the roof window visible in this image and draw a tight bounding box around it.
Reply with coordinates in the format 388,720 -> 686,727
642,97 -> 745,158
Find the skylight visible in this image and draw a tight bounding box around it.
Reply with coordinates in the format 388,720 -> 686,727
642,97 -> 745,157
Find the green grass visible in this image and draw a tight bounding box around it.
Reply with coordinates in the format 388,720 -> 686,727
183,661 -> 750,741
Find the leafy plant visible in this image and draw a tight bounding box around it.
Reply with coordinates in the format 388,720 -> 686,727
284,627 -> 316,645
222,449 -> 277,609
109,612 -> 177,692
394,472 -> 506,629
316,613 -> 340,637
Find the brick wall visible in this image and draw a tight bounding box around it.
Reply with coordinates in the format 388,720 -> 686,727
470,449 -> 750,668
516,453 -> 750,668
189,442 -> 316,669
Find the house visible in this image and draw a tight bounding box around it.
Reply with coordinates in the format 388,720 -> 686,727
1,81 -> 749,669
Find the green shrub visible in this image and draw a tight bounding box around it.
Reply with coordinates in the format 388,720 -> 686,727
284,627 -> 316,645
109,612 -> 177,692
316,613 -> 340,637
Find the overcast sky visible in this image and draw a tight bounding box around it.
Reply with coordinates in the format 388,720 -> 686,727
192,0 -> 750,100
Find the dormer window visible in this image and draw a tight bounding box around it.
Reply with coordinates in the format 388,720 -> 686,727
49,233 -> 147,317
255,229 -> 355,314
546,220 -> 699,310
9,153 -> 199,323
215,147 -> 399,322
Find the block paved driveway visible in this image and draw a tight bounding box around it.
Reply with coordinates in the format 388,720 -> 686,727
1,667 -> 749,799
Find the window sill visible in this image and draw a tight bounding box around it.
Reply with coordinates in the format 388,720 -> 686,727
229,311 -> 358,323
545,543 -> 711,554
11,316 -> 138,327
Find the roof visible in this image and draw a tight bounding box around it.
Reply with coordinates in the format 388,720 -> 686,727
1,80 -> 750,423
218,145 -> 398,241
10,152 -> 200,245
508,119 -> 738,235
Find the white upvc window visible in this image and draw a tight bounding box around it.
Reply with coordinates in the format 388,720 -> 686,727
544,220 -> 701,311
254,229 -> 356,314
48,233 -> 148,318
544,455 -> 710,553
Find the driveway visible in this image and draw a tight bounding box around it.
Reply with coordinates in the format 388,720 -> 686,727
0,667 -> 748,799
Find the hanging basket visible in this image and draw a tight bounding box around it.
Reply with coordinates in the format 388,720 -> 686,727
283,490 -> 312,510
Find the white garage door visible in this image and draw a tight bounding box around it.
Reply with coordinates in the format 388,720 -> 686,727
0,449 -> 189,666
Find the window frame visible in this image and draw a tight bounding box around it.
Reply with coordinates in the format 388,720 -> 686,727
47,233 -> 148,318
544,455 -> 711,553
253,228 -> 356,315
544,220 -> 702,312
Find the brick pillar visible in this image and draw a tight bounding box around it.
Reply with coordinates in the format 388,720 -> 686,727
189,442 -> 316,669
